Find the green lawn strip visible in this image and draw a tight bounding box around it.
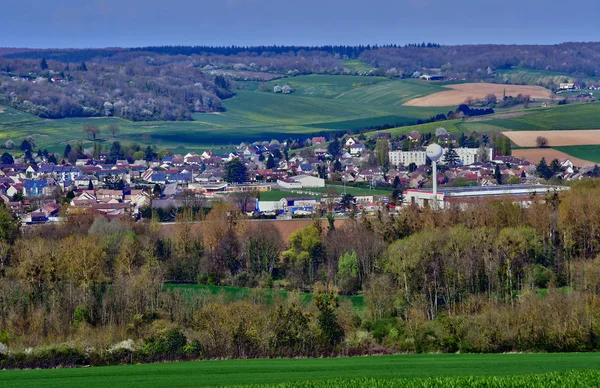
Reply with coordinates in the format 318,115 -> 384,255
554,145 -> 600,163
163,284 -> 365,313
3,353 -> 600,388
299,185 -> 392,197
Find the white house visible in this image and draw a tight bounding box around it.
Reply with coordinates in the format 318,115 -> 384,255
349,143 -> 366,156
345,137 -> 358,147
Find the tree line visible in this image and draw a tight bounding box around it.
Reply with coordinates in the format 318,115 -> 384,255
3,181 -> 600,367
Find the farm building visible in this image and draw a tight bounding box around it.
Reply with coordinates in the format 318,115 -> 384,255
420,74 -> 446,81
403,184 -> 569,209
559,83 -> 575,90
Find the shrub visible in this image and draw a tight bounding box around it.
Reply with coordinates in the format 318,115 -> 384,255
141,328 -> 187,361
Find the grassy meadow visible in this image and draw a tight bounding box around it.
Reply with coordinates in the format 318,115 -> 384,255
2,72 -> 599,155
0,76 -> 456,153
3,353 -> 600,388
164,283 -> 366,313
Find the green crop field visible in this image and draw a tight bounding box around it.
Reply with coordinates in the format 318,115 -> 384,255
265,75 -> 387,99
495,67 -> 599,86
555,145 -> 600,163
240,371 -> 600,388
3,353 -> 600,388
164,284 -> 366,313
3,74 -> 599,154
0,76 -> 459,153
341,60 -> 376,72
495,68 -> 576,85
358,102 -> 600,139
482,103 -> 600,131
338,79 -> 450,106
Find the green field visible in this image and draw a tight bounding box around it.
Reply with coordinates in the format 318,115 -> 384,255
341,60 -> 376,72
3,72 -> 600,154
0,76 -> 457,152
481,103 -> 600,131
266,75 -> 387,99
495,67 -> 599,86
361,102 -> 600,139
164,284 -> 366,313
555,145 -> 600,163
301,184 -> 392,197
495,68 -> 575,85
3,353 -> 600,388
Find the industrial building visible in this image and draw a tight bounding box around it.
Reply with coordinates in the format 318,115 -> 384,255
403,184 -> 569,209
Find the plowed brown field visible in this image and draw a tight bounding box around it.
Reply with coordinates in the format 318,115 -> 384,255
404,83 -> 551,107
503,130 -> 600,147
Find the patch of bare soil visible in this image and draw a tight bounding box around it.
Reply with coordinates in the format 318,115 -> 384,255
503,130 -> 600,147
404,83 -> 552,107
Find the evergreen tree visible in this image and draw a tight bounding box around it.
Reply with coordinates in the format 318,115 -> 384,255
333,159 -> 342,172
48,153 -> 58,164
64,144 -> 72,158
40,58 -> 48,70
20,139 -> 31,152
1,152 -> 14,165
327,139 -> 341,157
106,141 -> 124,164
443,144 -> 460,165
549,159 -> 563,175
494,164 -> 503,184
224,158 -> 248,183
536,157 -> 553,180
266,154 -> 275,169
88,180 -> 94,190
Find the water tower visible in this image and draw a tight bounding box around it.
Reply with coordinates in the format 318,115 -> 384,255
426,143 -> 443,202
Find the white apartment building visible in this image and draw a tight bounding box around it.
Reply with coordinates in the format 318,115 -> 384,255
389,149 -> 427,167
389,147 -> 493,167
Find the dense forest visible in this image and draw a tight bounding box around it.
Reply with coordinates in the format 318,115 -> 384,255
2,181 -> 600,368
0,57 -> 233,120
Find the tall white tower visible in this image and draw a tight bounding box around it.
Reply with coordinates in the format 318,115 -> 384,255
426,143 -> 443,202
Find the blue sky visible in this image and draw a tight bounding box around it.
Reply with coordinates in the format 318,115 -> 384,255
2,0 -> 599,48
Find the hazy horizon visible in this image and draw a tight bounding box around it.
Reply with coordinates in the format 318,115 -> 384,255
2,0 -> 599,49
